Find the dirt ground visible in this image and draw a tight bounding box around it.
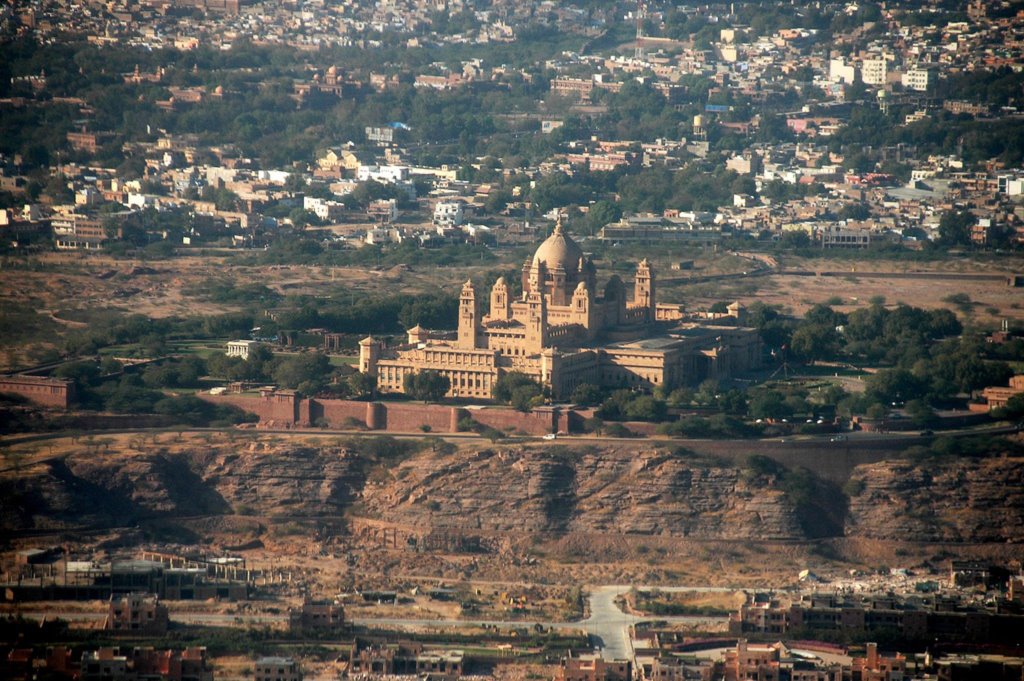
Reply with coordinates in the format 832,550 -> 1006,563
3,248 -> 1019,370
664,255 -> 1023,325
0,251 -> 501,370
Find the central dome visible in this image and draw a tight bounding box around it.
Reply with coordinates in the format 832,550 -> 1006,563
532,220 -> 583,272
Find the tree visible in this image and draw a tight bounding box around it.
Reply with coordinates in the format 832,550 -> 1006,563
584,200 -> 622,235
790,324 -> 841,362
839,203 -> 870,221
494,372 -> 543,410
623,395 -> 667,422
272,352 -> 331,394
404,370 -> 451,402
865,368 -> 927,405
937,209 -> 973,247
779,230 -> 811,248
571,383 -> 603,406
709,301 -> 730,314
993,394 -> 1024,420
904,399 -> 938,428
347,372 -> 376,400
749,391 -> 791,420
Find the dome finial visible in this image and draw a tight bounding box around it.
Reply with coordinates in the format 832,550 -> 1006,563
553,213 -> 564,235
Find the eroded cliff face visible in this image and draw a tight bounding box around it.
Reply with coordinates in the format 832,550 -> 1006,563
1,444 -> 365,531
359,447 -> 806,540
3,441 -> 1022,546
845,457 -> 1024,543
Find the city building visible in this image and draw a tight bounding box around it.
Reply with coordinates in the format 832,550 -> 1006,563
821,224 -> 871,249
0,375 -> 76,409
729,592 -> 1024,644
288,598 -> 345,632
850,642 -> 907,681
254,657 -> 301,681
345,642 -> 463,678
598,214 -> 721,246
362,220 -> 761,400
79,646 -> 212,681
52,214 -> 107,251
433,200 -> 464,228
104,595 -> 170,636
861,57 -> 889,86
556,652 -> 631,681
979,375 -> 1024,411
901,67 -> 933,91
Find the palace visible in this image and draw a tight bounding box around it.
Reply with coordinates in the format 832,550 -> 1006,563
360,220 -> 762,400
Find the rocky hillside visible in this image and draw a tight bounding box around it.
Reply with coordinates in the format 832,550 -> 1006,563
1,442 -> 365,532
3,439 -> 1023,545
845,457 -> 1024,543
361,447 -> 812,540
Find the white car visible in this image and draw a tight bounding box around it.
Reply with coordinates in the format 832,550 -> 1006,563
542,433 -> 557,440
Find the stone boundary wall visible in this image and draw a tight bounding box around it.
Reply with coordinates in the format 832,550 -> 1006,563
198,392 -> 563,436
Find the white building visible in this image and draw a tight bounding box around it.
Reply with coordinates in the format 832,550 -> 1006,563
998,173 -> 1024,197
226,340 -> 259,360
861,57 -> 888,86
902,68 -> 933,91
829,58 -> 857,85
356,165 -> 416,199
357,164 -> 409,183
365,227 -> 402,245
433,200 -> 464,227
303,196 -> 345,222
365,126 -> 395,144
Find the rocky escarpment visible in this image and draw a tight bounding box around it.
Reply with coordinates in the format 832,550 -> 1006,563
361,447 -> 808,540
1,443 -> 365,531
4,441 -> 1023,546
845,457 -> 1024,543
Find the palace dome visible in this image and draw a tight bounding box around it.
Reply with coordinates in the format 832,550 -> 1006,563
532,220 -> 583,272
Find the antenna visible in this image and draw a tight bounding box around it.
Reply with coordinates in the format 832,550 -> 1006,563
635,0 -> 646,61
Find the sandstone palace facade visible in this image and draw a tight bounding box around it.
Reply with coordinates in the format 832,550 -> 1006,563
360,220 -> 763,400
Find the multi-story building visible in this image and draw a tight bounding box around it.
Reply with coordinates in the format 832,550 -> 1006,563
288,599 -> 345,632
901,67 -> 933,91
104,595 -> 170,636
346,642 -> 462,678
861,57 -> 889,86
363,220 -> 761,400
821,224 -> 871,249
556,653 -> 631,681
433,200 -> 464,228
730,592 -> 1024,643
52,214 -> 107,251
851,642 -> 906,681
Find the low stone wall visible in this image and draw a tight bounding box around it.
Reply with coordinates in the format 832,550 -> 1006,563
310,399 -> 369,428
468,407 -> 558,436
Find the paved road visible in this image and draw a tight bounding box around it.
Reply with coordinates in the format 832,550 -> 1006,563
582,586 -> 637,660
16,584 -> 727,662
579,586 -> 728,661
